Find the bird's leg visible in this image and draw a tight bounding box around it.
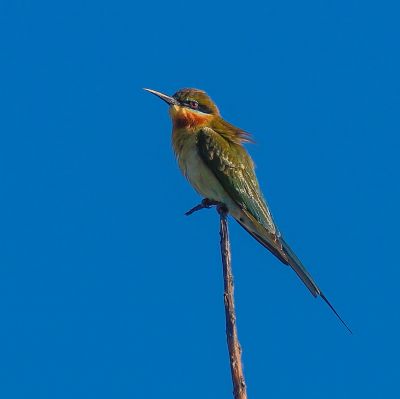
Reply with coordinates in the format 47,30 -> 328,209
185,198 -> 221,216
216,203 -> 228,217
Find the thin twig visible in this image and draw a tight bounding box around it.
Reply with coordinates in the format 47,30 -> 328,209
218,205 -> 248,399
186,200 -> 248,399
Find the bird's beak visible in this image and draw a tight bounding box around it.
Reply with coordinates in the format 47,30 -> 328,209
143,88 -> 179,106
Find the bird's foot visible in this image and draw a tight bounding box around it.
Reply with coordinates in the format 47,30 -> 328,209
216,203 -> 228,218
185,198 -> 221,216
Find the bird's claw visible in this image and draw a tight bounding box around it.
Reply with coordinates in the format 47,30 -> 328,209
185,198 -> 222,216
216,203 -> 228,217
202,198 -> 220,208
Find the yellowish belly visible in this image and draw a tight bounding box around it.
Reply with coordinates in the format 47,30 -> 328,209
172,129 -> 277,239
182,144 -> 224,200
180,148 -> 261,231
175,134 -> 230,205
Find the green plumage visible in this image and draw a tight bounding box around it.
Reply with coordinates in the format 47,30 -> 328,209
145,86 -> 352,332
197,127 -> 276,234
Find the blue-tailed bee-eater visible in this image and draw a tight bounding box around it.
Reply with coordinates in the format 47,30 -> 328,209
144,87 -> 351,332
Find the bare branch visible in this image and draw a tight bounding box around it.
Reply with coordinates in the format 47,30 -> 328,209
187,200 -> 248,399
218,205 -> 248,399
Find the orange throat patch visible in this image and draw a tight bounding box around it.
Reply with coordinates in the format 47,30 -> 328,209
170,106 -> 213,130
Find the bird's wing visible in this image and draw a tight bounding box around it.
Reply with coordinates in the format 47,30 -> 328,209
197,127 -> 322,294
197,127 -> 287,260
197,129 -> 352,330
197,128 -> 273,226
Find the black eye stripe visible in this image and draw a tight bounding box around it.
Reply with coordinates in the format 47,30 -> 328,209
172,89 -> 218,115
181,99 -> 212,114
198,105 -> 213,114
172,94 -> 214,114
187,100 -> 198,108
182,99 -> 198,108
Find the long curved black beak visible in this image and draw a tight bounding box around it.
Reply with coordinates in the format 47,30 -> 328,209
143,88 -> 179,106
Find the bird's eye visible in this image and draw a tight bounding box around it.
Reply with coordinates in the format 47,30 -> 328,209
186,100 -> 199,109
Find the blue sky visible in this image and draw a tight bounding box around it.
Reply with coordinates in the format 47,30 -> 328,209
1,1 -> 399,398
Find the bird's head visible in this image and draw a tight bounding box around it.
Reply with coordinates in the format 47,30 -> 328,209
144,87 -> 219,129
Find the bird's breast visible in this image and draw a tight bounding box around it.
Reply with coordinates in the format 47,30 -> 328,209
172,129 -> 231,204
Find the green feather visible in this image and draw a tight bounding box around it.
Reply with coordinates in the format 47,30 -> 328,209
196,127 -> 276,233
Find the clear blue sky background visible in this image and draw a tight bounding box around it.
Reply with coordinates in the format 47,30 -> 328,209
1,1 -> 399,398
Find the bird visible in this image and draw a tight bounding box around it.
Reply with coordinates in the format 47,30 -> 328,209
144,87 -> 351,333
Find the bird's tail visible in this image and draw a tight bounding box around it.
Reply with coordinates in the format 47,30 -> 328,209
281,237 -> 352,333
234,211 -> 352,332
280,237 -> 320,297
